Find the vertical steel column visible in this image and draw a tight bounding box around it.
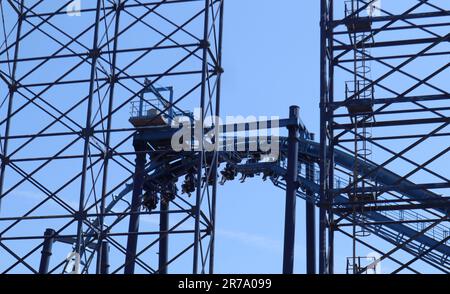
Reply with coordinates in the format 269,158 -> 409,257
282,106 -> 300,274
124,144 -> 147,274
159,201 -> 169,274
326,0 -> 335,275
193,0 -> 211,275
97,0 -> 123,274
0,0 -> 24,212
39,228 -> 55,274
208,0 -> 225,275
100,240 -> 110,274
319,0 -> 329,274
208,154 -> 219,274
75,0 -> 102,256
306,138 -> 316,274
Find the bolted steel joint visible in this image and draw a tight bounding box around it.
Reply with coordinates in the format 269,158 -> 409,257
101,150 -> 114,160
88,48 -> 101,59
0,155 -> 10,166
81,127 -> 94,138
74,211 -> 87,221
9,82 -> 18,94
108,74 -> 119,84
214,66 -> 224,75
19,12 -> 27,21
199,40 -> 210,49
113,1 -> 126,12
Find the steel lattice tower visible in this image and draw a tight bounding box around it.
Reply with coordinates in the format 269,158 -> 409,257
1,0 -> 450,275
0,0 -> 224,274
320,0 -> 450,274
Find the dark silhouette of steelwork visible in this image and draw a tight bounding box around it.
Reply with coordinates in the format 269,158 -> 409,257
1,0 -> 450,275
320,0 -> 450,274
282,106 -> 300,274
0,0 -> 225,274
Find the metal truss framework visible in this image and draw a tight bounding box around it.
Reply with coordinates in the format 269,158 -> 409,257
0,0 -> 224,274
320,0 -> 450,274
1,0 -> 449,275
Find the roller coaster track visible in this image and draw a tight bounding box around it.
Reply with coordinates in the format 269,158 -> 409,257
84,136 -> 450,273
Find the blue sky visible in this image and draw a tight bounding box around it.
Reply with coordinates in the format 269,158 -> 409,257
1,0 -> 449,274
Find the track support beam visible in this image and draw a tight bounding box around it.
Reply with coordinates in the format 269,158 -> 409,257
39,228 -> 56,274
282,106 -> 300,274
159,201 -> 169,274
124,144 -> 147,274
306,158 -> 316,274
100,241 -> 110,274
